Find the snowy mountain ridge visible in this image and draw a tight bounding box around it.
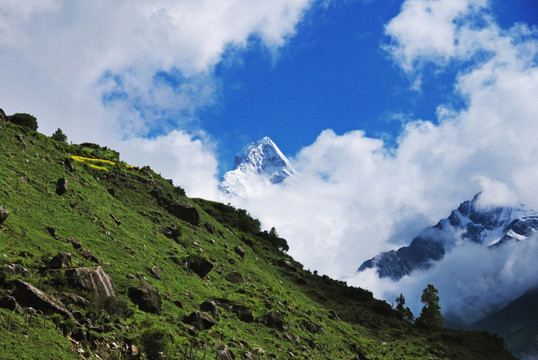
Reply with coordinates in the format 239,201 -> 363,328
358,193 -> 538,280
219,137 -> 295,197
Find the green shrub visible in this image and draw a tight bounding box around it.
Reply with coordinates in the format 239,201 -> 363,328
9,113 -> 38,131
51,128 -> 67,142
140,326 -> 169,359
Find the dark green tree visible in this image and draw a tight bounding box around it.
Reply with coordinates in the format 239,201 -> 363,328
51,128 -> 67,142
9,113 -> 38,131
394,293 -> 414,323
416,284 -> 444,327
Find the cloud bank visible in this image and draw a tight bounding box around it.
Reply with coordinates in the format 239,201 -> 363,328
0,0 -> 314,196
222,0 -> 538,322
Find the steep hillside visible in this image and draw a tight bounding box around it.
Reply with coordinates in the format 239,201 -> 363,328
0,116 -> 515,359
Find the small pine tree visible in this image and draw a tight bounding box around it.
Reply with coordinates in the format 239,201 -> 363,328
394,294 -> 414,323
51,128 -> 67,142
416,284 -> 444,327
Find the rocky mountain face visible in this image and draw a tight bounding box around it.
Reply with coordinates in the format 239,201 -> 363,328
219,137 -> 294,197
358,193 -> 538,280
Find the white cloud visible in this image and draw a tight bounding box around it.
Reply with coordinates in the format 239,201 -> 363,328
222,0 -> 538,323
0,0 -> 314,196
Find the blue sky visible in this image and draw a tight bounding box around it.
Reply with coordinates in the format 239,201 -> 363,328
1,0 -> 538,317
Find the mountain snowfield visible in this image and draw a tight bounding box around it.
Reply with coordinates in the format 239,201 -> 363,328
219,137 -> 295,197
358,193 -> 538,280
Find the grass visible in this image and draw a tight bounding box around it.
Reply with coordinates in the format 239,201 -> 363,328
0,119 -> 517,359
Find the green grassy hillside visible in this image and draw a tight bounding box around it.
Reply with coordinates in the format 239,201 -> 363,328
0,117 -> 516,359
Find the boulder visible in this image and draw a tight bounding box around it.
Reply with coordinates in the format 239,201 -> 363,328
233,246 -> 245,258
184,310 -> 216,330
216,348 -> 235,360
66,266 -> 116,302
11,279 -> 72,317
68,238 -> 82,249
0,295 -> 18,311
0,206 -> 9,225
232,305 -> 253,323
225,270 -> 244,284
165,200 -> 200,226
80,248 -> 98,263
204,222 -> 215,234
15,134 -> 26,147
56,178 -> 68,195
200,300 -> 220,321
50,252 -> 72,269
149,265 -> 161,279
265,310 -> 285,330
4,263 -> 30,277
187,255 -> 213,277
128,282 -> 162,314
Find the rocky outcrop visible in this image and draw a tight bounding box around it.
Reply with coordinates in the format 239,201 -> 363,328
149,265 -> 161,279
128,282 -> 161,314
0,295 -> 18,311
265,310 -> 285,330
66,266 -> 115,302
187,255 -> 213,277
216,348 -> 235,360
165,200 -> 200,226
50,252 -> 72,269
56,178 -> 68,195
200,300 -> 220,321
4,263 -> 30,277
184,310 -> 216,330
232,305 -> 253,323
11,279 -> 72,317
225,270 -> 244,284
234,246 -> 245,258
0,206 -> 9,225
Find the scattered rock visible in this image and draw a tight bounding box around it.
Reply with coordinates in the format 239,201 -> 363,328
165,199 -> 200,226
265,310 -> 285,330
80,248 -> 98,263
232,305 -> 253,323
46,226 -> 58,238
20,174 -> 29,183
328,310 -> 340,321
216,348 -> 235,360
0,295 -> 18,311
56,177 -> 68,195
109,213 -> 121,225
149,265 -> 161,279
128,282 -> 162,314
301,317 -> 321,334
279,259 -> 296,272
184,310 -> 216,330
204,222 -> 216,234
11,279 -> 72,317
162,225 -> 182,243
4,263 -> 30,277
68,238 -> 82,249
187,255 -> 213,277
234,246 -> 245,258
185,292 -> 195,300
15,134 -> 26,148
63,158 -> 75,172
200,300 -> 220,321
66,266 -> 116,302
0,206 -> 9,225
136,272 -> 147,280
126,273 -> 136,279
243,352 -> 256,360
173,300 -> 183,308
107,188 -> 115,197
225,270 -> 244,284
62,293 -> 90,307
50,252 -> 72,269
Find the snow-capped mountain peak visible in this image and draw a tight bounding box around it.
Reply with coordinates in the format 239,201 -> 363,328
219,137 -> 295,197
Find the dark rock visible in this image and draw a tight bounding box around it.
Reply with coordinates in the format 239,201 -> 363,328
149,265 -> 161,279
301,317 -> 321,334
187,255 -> 213,277
204,222 -> 216,234
162,225 -> 181,242
200,300 -> 220,321
56,178 -> 68,195
66,266 -> 116,302
11,279 -> 72,317
265,310 -> 285,330
109,213 -> 121,225
63,158 -> 75,173
225,271 -> 244,284
217,348 -> 235,360
328,310 -> 340,321
19,251 -> 32,258
234,246 -> 245,258
184,310 -> 216,330
0,295 -> 18,311
80,248 -> 98,263
68,238 -> 82,249
0,206 -> 9,225
15,134 -> 26,147
165,200 -> 200,226
50,252 -> 72,269
46,226 -> 57,238
232,305 -> 253,323
4,263 -> 30,277
173,300 -> 183,308
128,282 -> 162,314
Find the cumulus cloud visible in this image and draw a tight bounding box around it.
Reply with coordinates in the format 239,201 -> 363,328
0,0 -> 314,195
223,0 -> 538,322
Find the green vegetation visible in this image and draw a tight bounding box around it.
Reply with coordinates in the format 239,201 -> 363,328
0,118 -> 516,359
8,113 -> 38,131
51,128 -> 68,143
417,284 -> 444,328
394,294 -> 414,323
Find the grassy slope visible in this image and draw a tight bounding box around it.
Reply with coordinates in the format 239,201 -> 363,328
0,120 -> 515,359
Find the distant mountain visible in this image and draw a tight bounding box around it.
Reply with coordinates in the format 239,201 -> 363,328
358,193 -> 538,279
219,137 -> 294,197
470,286 -> 538,359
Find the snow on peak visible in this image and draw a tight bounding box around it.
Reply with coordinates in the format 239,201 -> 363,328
219,137 -> 295,197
